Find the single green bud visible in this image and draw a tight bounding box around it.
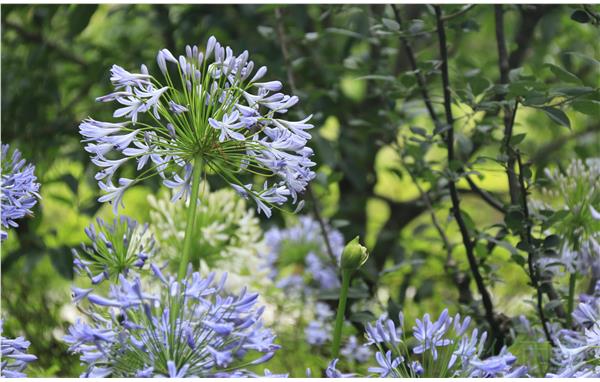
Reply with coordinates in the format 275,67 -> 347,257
341,236 -> 369,273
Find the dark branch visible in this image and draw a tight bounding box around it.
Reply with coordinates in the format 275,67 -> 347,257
509,5 -> 559,69
435,5 -> 504,352
465,176 -> 506,214
391,4 -> 438,123
516,151 -> 556,347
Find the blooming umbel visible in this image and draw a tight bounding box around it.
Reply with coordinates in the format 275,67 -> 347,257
0,144 -> 40,241
72,217 -> 155,285
534,158 -> 600,274
546,281 -> 600,378
262,216 -> 344,294
64,264 -> 279,377
1,320 -> 37,378
362,309 -> 527,378
81,36 -> 315,217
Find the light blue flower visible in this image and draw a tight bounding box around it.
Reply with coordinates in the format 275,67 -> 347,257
0,320 -> 37,378
1,144 -> 40,241
64,264 -> 279,377
80,36 -> 315,217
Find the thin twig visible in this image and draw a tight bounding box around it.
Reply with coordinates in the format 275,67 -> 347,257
516,151 -> 556,347
274,7 -> 297,93
273,7 -> 338,266
466,176 -> 506,213
435,5 -> 504,352
391,4 -> 438,122
441,4 -> 477,22
495,5 -> 520,205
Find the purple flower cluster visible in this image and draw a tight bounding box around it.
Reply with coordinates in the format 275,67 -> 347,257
304,302 -> 334,346
547,281 -> 600,377
1,320 -> 37,378
263,216 -> 344,294
64,264 -> 279,377
81,36 -> 315,217
1,144 -> 40,241
72,217 -> 155,285
362,309 -> 527,378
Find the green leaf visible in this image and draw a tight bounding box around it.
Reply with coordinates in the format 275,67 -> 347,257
349,310 -> 376,324
543,234 -> 561,249
573,100 -> 600,116
67,5 -> 98,37
505,210 -> 525,232
544,63 -> 581,84
571,10 -> 591,23
510,133 -> 527,146
410,126 -> 427,137
49,247 -> 74,279
511,253 -> 526,267
542,107 -> 571,129
382,18 -> 400,31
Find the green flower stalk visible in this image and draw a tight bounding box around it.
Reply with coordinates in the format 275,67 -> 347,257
332,236 -> 368,358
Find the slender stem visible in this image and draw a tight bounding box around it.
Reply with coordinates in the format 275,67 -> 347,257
567,273 -> 576,327
516,151 -> 555,346
332,270 -> 351,358
434,5 -> 504,352
308,185 -> 338,267
178,156 -> 204,279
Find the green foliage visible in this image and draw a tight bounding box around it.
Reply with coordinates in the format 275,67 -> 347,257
1,3 -> 598,376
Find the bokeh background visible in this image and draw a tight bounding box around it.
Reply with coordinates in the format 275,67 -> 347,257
1,4 -> 598,377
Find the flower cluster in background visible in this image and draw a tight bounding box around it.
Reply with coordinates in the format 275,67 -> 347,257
148,186 -> 264,284
0,143 -> 40,241
80,35 -> 315,217
262,216 -> 344,294
1,320 -> 37,378
534,158 -> 600,275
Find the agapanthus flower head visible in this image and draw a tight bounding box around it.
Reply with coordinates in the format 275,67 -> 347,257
542,159 -> 600,242
1,143 -> 40,241
532,158 -> 600,275
64,263 -> 279,377
262,216 -> 344,294
81,36 -> 315,217
73,216 -> 155,285
548,281 -> 600,378
1,320 -> 38,378
147,185 -> 264,276
361,309 -> 526,378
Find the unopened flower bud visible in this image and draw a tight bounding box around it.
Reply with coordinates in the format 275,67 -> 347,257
341,236 -> 368,273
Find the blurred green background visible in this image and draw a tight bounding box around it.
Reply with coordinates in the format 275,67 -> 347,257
1,4 -> 598,376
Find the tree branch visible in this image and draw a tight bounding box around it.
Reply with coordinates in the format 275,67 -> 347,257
508,5 -> 559,69
435,5 -> 504,352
